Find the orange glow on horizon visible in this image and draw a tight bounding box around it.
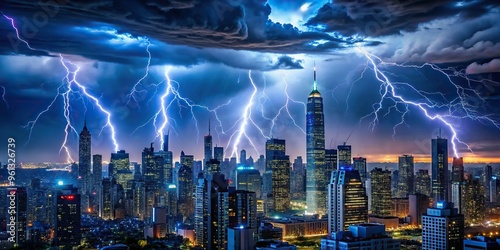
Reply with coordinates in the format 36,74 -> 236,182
364,154 -> 500,164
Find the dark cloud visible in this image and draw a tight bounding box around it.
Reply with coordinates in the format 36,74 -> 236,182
306,0 -> 500,37
0,0 -> 356,60
268,55 -> 303,70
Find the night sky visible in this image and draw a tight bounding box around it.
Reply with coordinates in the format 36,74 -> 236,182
0,0 -> 499,164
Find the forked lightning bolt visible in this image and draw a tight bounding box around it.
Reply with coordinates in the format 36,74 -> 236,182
126,38 -> 152,107
357,47 -> 500,157
3,14 -> 120,162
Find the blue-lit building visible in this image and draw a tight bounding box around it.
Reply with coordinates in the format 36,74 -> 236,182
422,202 -> 463,250
236,166 -> 262,199
306,65 -> 326,216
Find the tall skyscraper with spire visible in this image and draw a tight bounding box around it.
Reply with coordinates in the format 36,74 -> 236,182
78,120 -> 91,211
306,63 -> 326,215
204,120 -> 213,169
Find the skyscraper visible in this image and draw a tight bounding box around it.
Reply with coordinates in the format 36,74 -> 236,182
204,120 -> 213,169
451,157 -> 464,214
100,177 -> 115,220
422,202 -> 464,250
266,138 -> 290,212
236,167 -> 262,199
7,187 -> 27,244
452,157 -> 464,183
337,144 -> 352,169
78,121 -> 91,211
109,150 -> 130,178
353,157 -> 367,185
396,155 -> 414,198
54,185 -> 81,248
484,165 -> 492,200
415,169 -> 431,197
370,168 -> 392,216
92,154 -> 102,213
462,176 -> 485,225
432,135 -> 449,202
306,64 -> 326,215
328,167 -> 368,233
240,149 -> 247,166
214,146 -> 224,162
142,143 -> 164,192
325,149 -> 337,181
177,160 -> 194,221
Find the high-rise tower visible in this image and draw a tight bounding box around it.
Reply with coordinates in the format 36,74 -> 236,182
306,64 -> 326,215
432,134 -> 449,202
78,120 -> 91,211
266,138 -> 290,212
204,120 -> 213,170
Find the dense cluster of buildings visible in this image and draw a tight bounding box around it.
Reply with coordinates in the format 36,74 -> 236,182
1,68 -> 499,249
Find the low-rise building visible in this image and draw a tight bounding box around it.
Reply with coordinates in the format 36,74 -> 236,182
320,223 -> 400,250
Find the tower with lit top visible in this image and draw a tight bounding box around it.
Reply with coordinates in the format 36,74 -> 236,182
306,63 -> 326,215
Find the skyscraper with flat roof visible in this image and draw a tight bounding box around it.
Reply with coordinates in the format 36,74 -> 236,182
370,168 -> 392,216
396,155 -> 414,198
432,135 -> 449,202
422,202 -> 463,250
306,64 -> 326,215
328,167 -> 368,233
266,138 -> 290,212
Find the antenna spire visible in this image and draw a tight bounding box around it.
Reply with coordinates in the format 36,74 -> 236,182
313,61 -> 317,91
208,118 -> 211,136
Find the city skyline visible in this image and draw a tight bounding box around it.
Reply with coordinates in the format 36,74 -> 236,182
0,1 -> 499,164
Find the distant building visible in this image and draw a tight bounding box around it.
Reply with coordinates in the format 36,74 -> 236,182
370,168 -> 392,216
396,155 -> 414,198
328,167 -> 368,233
321,223 -> 400,250
484,165 -> 493,201
463,176 -> 486,225
268,216 -> 327,239
258,222 -> 283,241
409,194 -> 429,227
352,157 -> 367,185
92,154 -> 103,213
422,202 -> 464,250
415,169 -> 431,197
391,198 -> 409,219
204,120 -> 213,170
464,236 -> 500,249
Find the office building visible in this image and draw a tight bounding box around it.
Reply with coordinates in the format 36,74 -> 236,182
142,143 -> 164,193
266,138 -> 291,212
177,162 -> 193,222
214,146 -> 224,162
109,150 -> 130,178
92,154 -> 102,212
100,177 -> 115,220
352,157 -> 367,185
321,223 -> 400,250
236,167 -> 262,198
328,167 -> 368,233
325,149 -> 337,183
370,168 -> 392,216
396,155 -> 414,198
268,216 -> 327,239
409,193 -> 429,227
415,169 -> 431,197
490,177 -> 500,204
464,236 -> 500,249
205,159 -> 221,175
6,187 -> 27,244
463,176 -> 485,225
54,185 -> 81,248
228,227 -> 254,250
432,135 -> 449,202
422,202 -> 464,250
452,157 -> 464,183
306,65 -> 326,215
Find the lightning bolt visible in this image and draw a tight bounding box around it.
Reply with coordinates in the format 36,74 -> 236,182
3,14 -> 120,162
265,73 -> 306,136
357,47 -> 500,157
0,85 -> 8,108
126,38 -> 152,107
59,55 -> 120,152
226,70 -> 260,158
